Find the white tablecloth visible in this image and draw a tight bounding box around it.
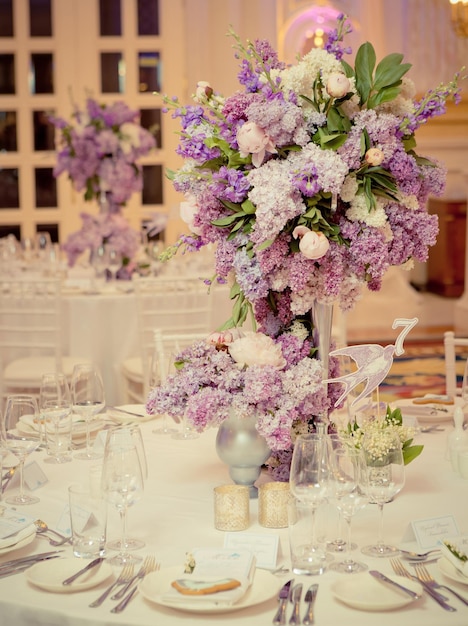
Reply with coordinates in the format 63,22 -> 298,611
0,418 -> 467,626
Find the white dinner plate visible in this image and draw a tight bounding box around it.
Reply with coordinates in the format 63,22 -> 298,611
139,567 -> 280,613
107,405 -> 156,423
391,398 -> 458,423
331,573 -> 423,611
0,530 -> 36,556
25,558 -> 113,593
438,556 -> 468,586
17,415 -> 106,442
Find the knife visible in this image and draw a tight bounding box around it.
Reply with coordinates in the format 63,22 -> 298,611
0,551 -> 64,572
302,584 -> 318,625
62,557 -> 105,585
369,570 -> 422,599
273,579 -> 294,625
0,555 -> 62,578
289,583 -> 303,625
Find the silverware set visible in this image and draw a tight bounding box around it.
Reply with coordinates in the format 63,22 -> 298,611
273,580 -> 318,625
0,551 -> 64,578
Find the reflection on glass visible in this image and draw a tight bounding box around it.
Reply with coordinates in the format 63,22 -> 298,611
33,109 -> 55,151
35,168 -> 57,208
142,165 -> 163,205
0,0 -> 13,37
140,109 -> 161,149
0,110 -> 17,151
30,53 -> 54,94
137,0 -> 159,35
99,0 -> 121,36
29,0 -> 52,37
0,54 -> 15,93
0,168 -> 19,208
100,52 -> 124,93
138,51 -> 161,93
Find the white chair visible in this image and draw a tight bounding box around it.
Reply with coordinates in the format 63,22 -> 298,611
0,277 -> 88,402
443,330 -> 468,398
120,276 -> 213,403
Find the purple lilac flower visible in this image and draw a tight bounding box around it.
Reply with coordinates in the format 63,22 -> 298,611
210,167 -> 250,203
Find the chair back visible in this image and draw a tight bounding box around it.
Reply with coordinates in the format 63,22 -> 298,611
444,330 -> 468,397
150,329 -> 209,390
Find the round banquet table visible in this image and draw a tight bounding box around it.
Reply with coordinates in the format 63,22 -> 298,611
0,416 -> 467,626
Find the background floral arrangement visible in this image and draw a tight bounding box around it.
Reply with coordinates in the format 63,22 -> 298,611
50,98 -> 156,267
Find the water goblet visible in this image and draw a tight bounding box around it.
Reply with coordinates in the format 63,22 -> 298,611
328,443 -> 369,573
1,395 -> 41,505
289,433 -> 331,575
361,430 -> 405,557
101,429 -> 144,565
151,346 -> 177,435
70,363 -> 105,460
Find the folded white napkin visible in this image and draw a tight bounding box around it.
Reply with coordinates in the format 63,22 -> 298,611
161,576 -> 250,606
440,537 -> 468,577
0,524 -> 36,550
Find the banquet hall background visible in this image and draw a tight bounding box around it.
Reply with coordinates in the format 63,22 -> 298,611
0,0 -> 467,342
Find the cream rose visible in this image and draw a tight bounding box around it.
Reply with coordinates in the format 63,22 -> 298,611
228,332 -> 286,369
180,194 -> 202,235
365,147 -> 385,166
236,121 -> 277,168
292,226 -> 330,260
326,73 -> 351,98
194,81 -> 213,103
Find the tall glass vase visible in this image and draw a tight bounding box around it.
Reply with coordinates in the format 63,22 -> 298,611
310,301 -> 334,434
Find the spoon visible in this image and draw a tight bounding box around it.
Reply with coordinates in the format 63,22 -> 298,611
34,520 -> 72,546
399,548 -> 441,561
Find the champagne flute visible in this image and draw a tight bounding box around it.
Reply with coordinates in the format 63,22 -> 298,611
70,364 -> 105,460
328,443 -> 369,573
101,429 -> 144,565
151,346 -> 177,435
361,430 -> 405,557
39,372 -> 71,446
1,395 -> 41,505
289,433 -> 331,574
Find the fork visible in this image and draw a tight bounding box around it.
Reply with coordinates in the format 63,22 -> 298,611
111,555 -> 157,600
89,563 -> 134,608
111,558 -> 159,613
390,558 -> 456,612
414,563 -> 468,606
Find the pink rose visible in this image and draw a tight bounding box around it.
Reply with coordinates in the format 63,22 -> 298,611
228,332 -> 286,369
293,226 -> 330,260
236,121 -> 277,168
365,148 -> 385,166
207,331 -> 234,346
326,73 -> 351,98
180,195 -> 202,235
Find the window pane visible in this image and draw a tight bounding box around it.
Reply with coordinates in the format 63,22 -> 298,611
35,167 -> 57,207
99,0 -> 121,36
138,52 -> 161,93
100,52 -> 124,93
0,110 -> 17,151
29,0 -> 52,37
142,165 -> 163,205
0,54 -> 15,94
140,108 -> 161,149
30,53 -> 54,94
0,0 -> 13,37
0,168 -> 19,208
33,109 -> 55,151
0,225 -> 21,239
36,223 -> 58,243
137,0 -> 159,36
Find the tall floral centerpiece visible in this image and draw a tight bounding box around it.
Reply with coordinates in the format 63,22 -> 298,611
147,15 -> 464,479
50,98 -> 156,269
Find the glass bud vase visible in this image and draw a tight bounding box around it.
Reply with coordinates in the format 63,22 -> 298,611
311,300 -> 334,433
215,408 -> 271,498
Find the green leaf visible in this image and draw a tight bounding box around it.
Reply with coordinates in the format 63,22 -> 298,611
219,198 -> 243,213
403,444 -> 424,465
374,53 -> 412,91
241,199 -> 256,214
355,42 -> 376,104
340,59 -> 355,78
256,238 -> 274,251
211,214 -> 241,227
368,85 -> 402,109
327,107 -> 345,132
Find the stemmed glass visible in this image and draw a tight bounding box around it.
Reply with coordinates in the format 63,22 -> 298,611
104,244 -> 121,282
70,364 -> 105,460
0,395 -> 41,505
151,347 -> 177,435
41,399 -> 73,464
361,430 -> 405,557
39,372 -> 71,446
328,442 -> 369,573
101,428 -> 144,565
289,433 -> 331,573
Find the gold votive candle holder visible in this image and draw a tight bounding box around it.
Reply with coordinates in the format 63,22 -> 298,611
214,484 -> 250,531
258,481 -> 291,528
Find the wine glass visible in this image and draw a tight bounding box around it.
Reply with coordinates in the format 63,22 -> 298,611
151,346 -> 177,435
328,443 -> 369,573
104,244 -> 121,282
70,364 -> 105,460
39,372 -> 71,446
289,433 -> 331,574
41,399 -> 73,464
1,395 -> 41,505
101,429 -> 144,565
361,430 -> 405,557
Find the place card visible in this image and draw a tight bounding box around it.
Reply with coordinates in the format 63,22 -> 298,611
403,515 -> 459,549
224,532 -> 279,570
9,461 -> 48,491
0,507 -> 35,539
191,547 -> 255,581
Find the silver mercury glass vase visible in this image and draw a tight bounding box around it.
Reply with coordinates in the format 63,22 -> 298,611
215,409 -> 271,498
